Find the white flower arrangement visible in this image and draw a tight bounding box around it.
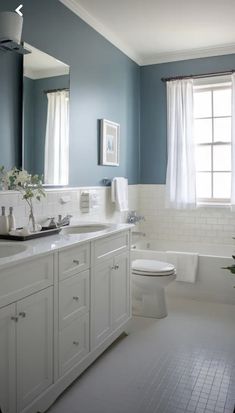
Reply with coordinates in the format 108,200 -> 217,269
0,166 -> 46,232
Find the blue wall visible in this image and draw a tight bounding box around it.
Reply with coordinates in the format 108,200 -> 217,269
0,52 -> 22,169
2,0 -> 235,186
0,0 -> 140,186
140,54 -> 235,184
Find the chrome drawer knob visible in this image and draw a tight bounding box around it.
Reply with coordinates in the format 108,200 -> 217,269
115,264 -> 119,270
73,259 -> 80,265
11,316 -> 18,322
73,296 -> 79,301
19,312 -> 26,318
73,341 -> 79,346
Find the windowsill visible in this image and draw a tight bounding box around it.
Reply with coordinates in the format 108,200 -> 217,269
197,201 -> 231,209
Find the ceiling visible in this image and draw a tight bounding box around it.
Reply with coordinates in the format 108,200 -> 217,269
60,0 -> 235,65
24,43 -> 69,79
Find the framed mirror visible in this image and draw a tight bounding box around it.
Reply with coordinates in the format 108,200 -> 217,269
23,43 -> 70,186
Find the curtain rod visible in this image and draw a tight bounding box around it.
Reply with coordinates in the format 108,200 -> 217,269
44,88 -> 69,94
161,70 -> 235,83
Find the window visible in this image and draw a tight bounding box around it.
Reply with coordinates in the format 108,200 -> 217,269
194,78 -> 232,203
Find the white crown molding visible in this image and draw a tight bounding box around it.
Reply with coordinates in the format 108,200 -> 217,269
139,44 -> 235,66
59,0 -> 141,64
59,0 -> 235,67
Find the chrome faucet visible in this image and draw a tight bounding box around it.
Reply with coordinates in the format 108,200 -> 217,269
127,210 -> 145,224
57,214 -> 73,227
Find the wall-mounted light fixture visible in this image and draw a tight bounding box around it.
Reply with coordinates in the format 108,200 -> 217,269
0,11 -> 23,44
0,11 -> 29,54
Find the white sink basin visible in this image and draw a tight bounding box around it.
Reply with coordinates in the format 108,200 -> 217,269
61,224 -> 109,235
0,243 -> 28,258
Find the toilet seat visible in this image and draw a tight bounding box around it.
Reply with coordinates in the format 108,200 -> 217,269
132,259 -> 175,277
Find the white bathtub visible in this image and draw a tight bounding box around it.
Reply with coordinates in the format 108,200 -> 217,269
131,241 -> 235,305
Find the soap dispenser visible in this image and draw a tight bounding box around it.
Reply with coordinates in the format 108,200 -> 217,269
0,206 -> 9,235
8,206 -> 16,231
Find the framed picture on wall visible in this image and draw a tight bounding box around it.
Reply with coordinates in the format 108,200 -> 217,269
100,119 -> 120,166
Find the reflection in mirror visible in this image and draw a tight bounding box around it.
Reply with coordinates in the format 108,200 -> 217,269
23,43 -> 70,185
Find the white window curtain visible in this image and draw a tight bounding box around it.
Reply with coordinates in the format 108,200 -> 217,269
44,90 -> 69,185
165,79 -> 196,209
231,73 -> 235,206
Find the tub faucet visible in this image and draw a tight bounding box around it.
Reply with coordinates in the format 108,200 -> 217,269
132,231 -> 146,237
127,210 -> 145,224
57,214 -> 72,227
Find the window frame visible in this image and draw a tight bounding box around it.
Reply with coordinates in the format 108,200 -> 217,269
193,81 -> 232,204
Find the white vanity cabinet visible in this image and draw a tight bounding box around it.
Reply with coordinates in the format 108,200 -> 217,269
111,251 -> 130,330
92,258 -> 113,347
16,287 -> 53,412
0,255 -> 54,413
0,303 -> 16,413
91,232 -> 130,349
58,243 -> 90,377
0,287 -> 53,413
0,227 -> 131,413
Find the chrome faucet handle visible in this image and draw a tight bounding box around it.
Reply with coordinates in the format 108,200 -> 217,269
57,214 -> 73,227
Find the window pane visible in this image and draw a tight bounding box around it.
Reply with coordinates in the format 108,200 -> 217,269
214,117 -> 231,142
213,172 -> 231,199
213,89 -> 231,116
194,91 -> 212,118
194,119 -> 212,143
196,146 -> 211,171
196,172 -> 212,198
213,145 -> 231,171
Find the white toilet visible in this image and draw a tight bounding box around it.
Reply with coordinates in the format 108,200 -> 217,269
132,259 -> 176,319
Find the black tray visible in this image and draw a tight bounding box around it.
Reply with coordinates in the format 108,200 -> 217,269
0,227 -> 62,241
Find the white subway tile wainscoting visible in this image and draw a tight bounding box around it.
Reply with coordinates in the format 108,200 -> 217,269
139,185 -> 235,246
2,183 -> 235,247
0,185 -> 139,229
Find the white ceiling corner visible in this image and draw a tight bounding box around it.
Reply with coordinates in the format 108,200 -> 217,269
59,0 -> 142,64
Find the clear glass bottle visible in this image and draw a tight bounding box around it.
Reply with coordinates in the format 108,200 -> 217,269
8,206 -> 16,231
0,206 -> 9,235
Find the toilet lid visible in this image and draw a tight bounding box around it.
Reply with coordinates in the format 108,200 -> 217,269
132,259 -> 175,274
132,269 -> 175,276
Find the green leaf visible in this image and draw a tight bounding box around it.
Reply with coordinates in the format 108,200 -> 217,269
222,266 -> 235,274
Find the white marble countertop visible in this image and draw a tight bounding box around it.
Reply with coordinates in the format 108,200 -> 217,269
0,222 -> 133,270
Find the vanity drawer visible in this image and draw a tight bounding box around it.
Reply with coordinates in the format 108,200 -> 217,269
0,255 -> 54,308
94,231 -> 129,263
59,270 -> 89,329
59,243 -> 90,280
59,312 -> 89,376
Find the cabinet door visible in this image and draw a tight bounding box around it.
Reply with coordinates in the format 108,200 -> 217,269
0,304 -> 16,413
16,288 -> 53,412
92,259 -> 112,348
112,252 -> 130,330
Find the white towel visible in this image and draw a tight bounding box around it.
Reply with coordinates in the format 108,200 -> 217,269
111,177 -> 128,212
166,251 -> 198,283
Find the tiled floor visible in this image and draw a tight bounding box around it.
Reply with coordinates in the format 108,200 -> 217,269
47,298 -> 235,413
